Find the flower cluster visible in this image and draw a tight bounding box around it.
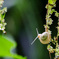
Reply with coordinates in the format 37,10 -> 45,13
47,45 -> 54,53
45,0 -> 56,26
45,0 -> 59,59
0,0 -> 7,33
55,48 -> 59,58
0,0 -> 4,7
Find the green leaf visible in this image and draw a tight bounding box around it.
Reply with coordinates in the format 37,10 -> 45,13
0,35 -> 27,59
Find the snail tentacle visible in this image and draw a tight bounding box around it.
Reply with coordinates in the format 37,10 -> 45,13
31,36 -> 38,45
36,28 -> 39,35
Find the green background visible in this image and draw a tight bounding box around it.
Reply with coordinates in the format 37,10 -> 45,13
0,0 -> 59,59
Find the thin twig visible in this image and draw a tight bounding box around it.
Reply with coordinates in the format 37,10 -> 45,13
49,52 -> 51,59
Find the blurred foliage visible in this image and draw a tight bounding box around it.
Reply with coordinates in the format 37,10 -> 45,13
0,0 -> 58,59
0,0 -> 27,59
0,35 -> 27,59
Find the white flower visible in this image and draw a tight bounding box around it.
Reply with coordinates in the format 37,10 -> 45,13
47,18 -> 53,25
1,27 -> 5,30
3,30 -> 6,33
0,27 -> 1,30
4,23 -> 7,26
0,24 -> 2,26
2,19 -> 5,22
0,0 -> 4,4
0,0 -> 4,7
4,7 -> 7,12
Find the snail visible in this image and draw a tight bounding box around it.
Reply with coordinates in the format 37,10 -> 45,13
31,28 -> 51,45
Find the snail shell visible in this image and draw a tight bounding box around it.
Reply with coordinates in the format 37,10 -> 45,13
38,32 -> 51,44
